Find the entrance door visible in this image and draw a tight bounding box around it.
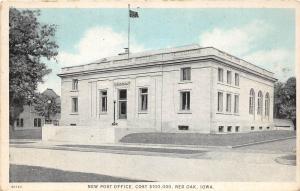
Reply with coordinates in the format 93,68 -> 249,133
118,89 -> 127,119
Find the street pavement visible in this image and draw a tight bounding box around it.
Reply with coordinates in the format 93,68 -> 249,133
9,138 -> 296,182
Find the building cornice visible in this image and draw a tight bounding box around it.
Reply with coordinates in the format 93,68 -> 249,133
58,47 -> 277,82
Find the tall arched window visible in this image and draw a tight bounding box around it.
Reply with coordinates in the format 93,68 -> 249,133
257,91 -> 263,115
249,89 -> 255,114
265,93 -> 270,117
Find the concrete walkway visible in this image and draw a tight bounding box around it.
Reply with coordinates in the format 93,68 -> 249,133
9,140 -> 296,182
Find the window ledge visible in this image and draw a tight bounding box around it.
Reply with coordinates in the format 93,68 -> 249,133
138,111 -> 148,114
70,113 -> 79,115
178,111 -> 192,114
99,112 -> 108,115
217,82 -> 240,89
216,112 -> 232,115
178,81 -> 192,84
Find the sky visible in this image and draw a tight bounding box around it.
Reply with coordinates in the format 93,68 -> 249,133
36,8 -> 295,95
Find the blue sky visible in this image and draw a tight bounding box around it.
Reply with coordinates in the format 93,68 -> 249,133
36,8 -> 295,95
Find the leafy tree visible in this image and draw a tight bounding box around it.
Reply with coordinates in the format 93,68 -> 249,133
9,8 -> 58,132
274,77 -> 296,127
274,82 -> 284,118
32,93 -> 61,122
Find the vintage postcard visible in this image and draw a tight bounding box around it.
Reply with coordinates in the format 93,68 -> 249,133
0,0 -> 299,191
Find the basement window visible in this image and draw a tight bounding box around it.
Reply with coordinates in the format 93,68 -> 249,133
178,125 -> 189,130
251,126 -> 255,130
70,124 -> 77,126
218,126 -> 224,132
227,126 -> 232,132
235,126 -> 240,132
259,126 -> 263,130
266,126 -> 270,130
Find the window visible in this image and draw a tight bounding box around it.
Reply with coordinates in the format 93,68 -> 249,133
181,67 -> 191,81
234,95 -> 239,113
227,126 -> 232,132
227,71 -> 232,84
265,93 -> 270,117
266,126 -> 270,130
16,119 -> 19,127
16,118 -> 23,127
235,73 -> 239,86
178,125 -> 189,130
219,126 -> 224,132
218,68 -> 223,82
34,118 -> 41,127
70,123 -> 77,126
20,119 -> 23,127
217,92 -> 223,112
257,91 -> 263,115
139,88 -> 148,111
72,97 -> 78,113
251,126 -> 255,130
259,126 -> 263,130
100,90 -> 108,112
249,89 -> 255,114
180,91 -> 190,111
235,126 -> 239,132
72,79 -> 78,90
34,118 -> 37,127
226,93 -> 231,112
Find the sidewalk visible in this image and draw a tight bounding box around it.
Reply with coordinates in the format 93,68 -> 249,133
10,145 -> 296,182
10,135 -> 295,154
10,138 -> 295,164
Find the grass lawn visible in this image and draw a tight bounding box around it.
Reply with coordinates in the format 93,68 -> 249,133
120,130 -> 296,147
10,164 -> 147,182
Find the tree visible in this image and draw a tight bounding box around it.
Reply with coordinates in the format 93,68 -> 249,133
9,8 -> 58,132
274,82 -> 284,118
274,77 -> 296,127
32,93 -> 61,122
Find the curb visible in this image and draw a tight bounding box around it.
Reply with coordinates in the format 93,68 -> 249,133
231,136 -> 296,148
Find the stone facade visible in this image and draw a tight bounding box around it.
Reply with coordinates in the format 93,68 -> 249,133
58,44 -> 276,134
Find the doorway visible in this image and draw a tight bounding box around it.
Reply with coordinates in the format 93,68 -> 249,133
118,89 -> 127,119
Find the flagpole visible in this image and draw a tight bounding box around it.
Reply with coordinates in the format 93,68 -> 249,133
128,4 -> 130,60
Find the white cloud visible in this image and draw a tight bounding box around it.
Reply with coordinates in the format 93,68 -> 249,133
199,20 -> 294,81
199,20 -> 269,56
38,26 -> 145,96
58,26 -> 145,67
244,49 -> 294,81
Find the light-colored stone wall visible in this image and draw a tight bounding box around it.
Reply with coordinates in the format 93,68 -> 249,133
160,61 -> 212,133
211,62 -> 274,133
59,49 -> 276,134
60,61 -> 214,132
60,66 -> 164,132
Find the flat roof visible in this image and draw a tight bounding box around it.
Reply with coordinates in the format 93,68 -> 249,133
59,44 -> 275,81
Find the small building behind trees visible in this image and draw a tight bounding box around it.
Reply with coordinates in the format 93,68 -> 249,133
14,89 -> 61,130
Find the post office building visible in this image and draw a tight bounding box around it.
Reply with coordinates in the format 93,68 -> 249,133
58,44 -> 277,134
